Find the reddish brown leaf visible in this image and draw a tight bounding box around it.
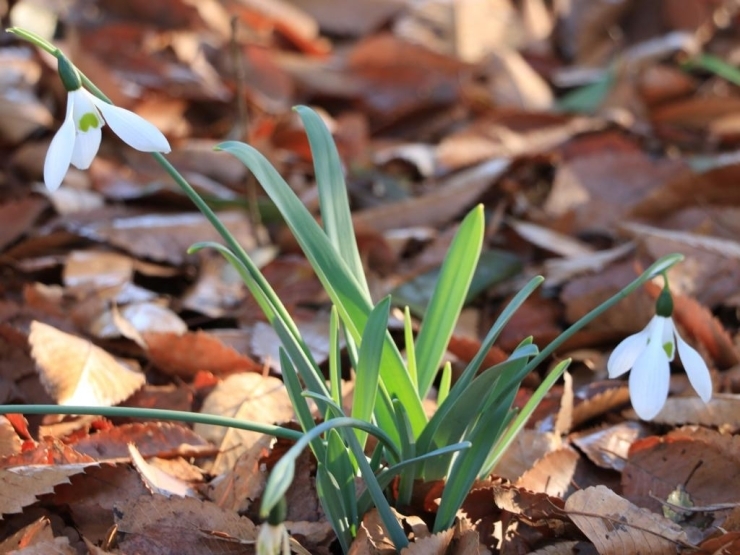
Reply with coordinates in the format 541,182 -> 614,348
143,330 -> 262,378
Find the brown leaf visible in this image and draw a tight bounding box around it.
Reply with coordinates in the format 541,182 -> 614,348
71,422 -> 212,461
143,330 -> 262,378
623,433 -> 740,513
128,443 -> 195,498
516,447 -> 581,498
401,528 -> 454,555
642,395 -> 740,431
29,321 -> 145,406
492,430 -> 559,482
566,486 -> 689,555
0,463 -> 96,519
0,416 -> 22,458
78,211 -> 256,265
194,373 -> 294,475
571,421 -> 650,471
115,495 -> 258,555
0,197 -> 49,252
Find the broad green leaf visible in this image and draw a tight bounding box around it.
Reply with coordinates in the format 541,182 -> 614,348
415,206 -> 484,398
279,349 -> 325,462
557,66 -> 616,114
356,441 -> 471,514
392,400 -> 416,507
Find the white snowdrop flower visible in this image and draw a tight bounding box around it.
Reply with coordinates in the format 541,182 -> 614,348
44,53 -> 170,192
607,286 -> 712,420
257,522 -> 290,555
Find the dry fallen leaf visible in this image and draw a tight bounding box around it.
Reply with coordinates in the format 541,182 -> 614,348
194,373 -> 295,475
128,443 -> 195,498
565,485 -> 690,555
29,321 -> 145,406
0,463 -> 97,519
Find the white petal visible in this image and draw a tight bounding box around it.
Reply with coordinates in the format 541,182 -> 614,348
89,93 -> 170,153
629,319 -> 670,420
70,125 -> 102,169
43,93 -> 76,192
674,330 -> 713,403
661,317 -> 677,361
607,316 -> 656,378
69,90 -> 103,169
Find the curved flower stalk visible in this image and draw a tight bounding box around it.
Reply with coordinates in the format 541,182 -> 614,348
44,53 -> 170,191
607,283 -> 712,420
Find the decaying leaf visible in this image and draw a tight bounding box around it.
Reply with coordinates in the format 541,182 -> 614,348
565,485 -> 690,555
29,321 -> 145,406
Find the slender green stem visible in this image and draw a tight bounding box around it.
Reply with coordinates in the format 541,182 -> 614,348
0,405 -> 302,440
526,254 -> 682,373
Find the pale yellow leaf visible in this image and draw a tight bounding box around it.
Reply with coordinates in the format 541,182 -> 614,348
29,321 -> 145,406
194,373 -> 294,475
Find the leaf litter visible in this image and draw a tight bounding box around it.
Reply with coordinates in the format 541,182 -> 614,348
3,0 -> 740,552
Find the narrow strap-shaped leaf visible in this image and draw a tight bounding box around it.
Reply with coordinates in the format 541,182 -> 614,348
352,297 -> 390,449
217,141 -> 426,436
415,205 -> 484,398
316,464 -> 352,553
295,105 -> 369,294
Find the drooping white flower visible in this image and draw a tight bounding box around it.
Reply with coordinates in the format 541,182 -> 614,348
44,53 -> 170,192
607,287 -> 712,420
256,522 -> 290,555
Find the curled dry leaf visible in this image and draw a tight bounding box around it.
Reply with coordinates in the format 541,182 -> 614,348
565,485 -> 690,555
570,421 -> 650,472
127,443 -> 195,498
29,321 -> 145,406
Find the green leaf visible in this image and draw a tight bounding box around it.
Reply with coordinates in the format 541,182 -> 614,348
417,342 -> 537,480
325,429 -> 358,533
352,297 -> 390,448
295,105 -> 369,294
415,206 -> 484,398
392,248 -> 521,317
316,464 -> 352,553
557,67 -> 616,114
433,392 -> 515,532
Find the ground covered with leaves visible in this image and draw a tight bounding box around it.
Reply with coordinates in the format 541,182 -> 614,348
1,0 -> 740,553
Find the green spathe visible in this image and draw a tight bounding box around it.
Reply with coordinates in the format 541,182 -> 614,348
57,52 -> 82,91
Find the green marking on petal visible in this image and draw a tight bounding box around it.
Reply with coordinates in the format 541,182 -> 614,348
78,112 -> 100,132
663,342 -> 674,358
